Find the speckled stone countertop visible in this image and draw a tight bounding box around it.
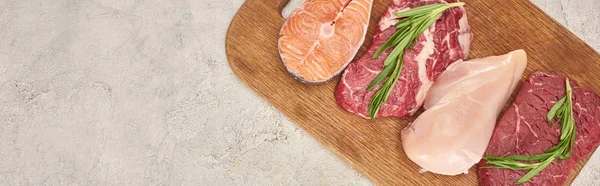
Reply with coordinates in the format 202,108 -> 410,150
0,0 -> 599,185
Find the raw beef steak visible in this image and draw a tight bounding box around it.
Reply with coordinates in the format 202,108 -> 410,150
335,0 -> 473,118
478,72 -> 600,186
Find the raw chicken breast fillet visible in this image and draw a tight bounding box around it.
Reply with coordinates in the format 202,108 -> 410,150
401,49 -> 528,175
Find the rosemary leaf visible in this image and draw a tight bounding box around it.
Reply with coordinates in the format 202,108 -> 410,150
367,64 -> 394,91
373,28 -> 403,58
516,155 -> 557,184
547,96 -> 566,123
504,153 -> 554,161
394,3 -> 460,18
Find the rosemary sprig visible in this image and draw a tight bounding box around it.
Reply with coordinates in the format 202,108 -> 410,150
367,2 -> 465,119
482,78 -> 576,184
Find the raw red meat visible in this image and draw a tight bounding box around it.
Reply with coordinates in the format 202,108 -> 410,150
478,72 -> 600,186
334,0 -> 473,118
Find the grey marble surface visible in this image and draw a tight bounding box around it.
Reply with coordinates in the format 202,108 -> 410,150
0,0 -> 598,185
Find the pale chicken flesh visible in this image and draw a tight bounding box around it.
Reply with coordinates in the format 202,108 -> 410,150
401,50 -> 528,175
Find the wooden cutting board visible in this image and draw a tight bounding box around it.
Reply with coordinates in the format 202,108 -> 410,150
225,0 -> 600,185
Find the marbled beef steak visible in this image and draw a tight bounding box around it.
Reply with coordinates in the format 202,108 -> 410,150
335,0 -> 473,118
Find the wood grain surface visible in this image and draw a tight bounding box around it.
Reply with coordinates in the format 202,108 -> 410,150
225,0 -> 600,185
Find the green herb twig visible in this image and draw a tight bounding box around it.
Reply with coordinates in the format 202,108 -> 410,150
482,78 -> 576,184
367,2 -> 464,119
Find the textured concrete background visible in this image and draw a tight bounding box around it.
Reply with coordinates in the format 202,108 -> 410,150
0,0 -> 598,185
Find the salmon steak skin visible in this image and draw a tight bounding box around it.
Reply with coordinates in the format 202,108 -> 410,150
278,0 -> 375,83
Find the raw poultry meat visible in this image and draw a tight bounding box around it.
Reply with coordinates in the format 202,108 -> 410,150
402,50 -> 527,175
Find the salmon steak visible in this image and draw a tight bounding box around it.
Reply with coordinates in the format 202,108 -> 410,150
335,0 -> 473,118
278,0 -> 374,83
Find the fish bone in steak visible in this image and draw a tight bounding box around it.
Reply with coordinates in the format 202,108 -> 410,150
478,72 -> 600,186
335,0 -> 473,118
